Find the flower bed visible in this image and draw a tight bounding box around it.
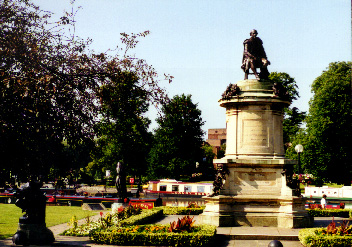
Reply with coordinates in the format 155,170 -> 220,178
62,207 -> 163,236
90,224 -> 216,246
63,204 -> 216,246
299,228 -> 352,247
293,173 -> 315,184
299,219 -> 352,247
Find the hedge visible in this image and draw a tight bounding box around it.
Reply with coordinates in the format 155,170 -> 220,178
62,208 -> 163,236
119,207 -> 163,226
306,209 -> 351,218
161,206 -> 205,215
299,228 -> 352,247
89,224 -> 216,246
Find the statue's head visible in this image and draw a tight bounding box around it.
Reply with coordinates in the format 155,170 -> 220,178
250,29 -> 258,37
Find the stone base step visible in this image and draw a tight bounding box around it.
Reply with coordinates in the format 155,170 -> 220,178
217,226 -> 300,241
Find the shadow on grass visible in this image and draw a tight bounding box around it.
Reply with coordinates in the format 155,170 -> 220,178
0,234 -> 13,240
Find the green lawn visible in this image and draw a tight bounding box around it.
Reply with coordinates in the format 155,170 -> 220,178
0,204 -> 96,240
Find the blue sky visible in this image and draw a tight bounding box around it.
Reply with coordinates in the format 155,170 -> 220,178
35,0 -> 351,137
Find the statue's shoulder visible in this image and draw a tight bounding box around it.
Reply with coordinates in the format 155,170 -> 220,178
243,39 -> 250,44
256,37 -> 263,44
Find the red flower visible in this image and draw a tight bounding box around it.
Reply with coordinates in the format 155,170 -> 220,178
100,212 -> 103,217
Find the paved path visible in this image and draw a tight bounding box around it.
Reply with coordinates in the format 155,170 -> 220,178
0,215 -> 346,246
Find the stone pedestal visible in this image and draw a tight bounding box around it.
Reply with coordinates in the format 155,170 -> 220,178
13,223 -> 55,245
200,79 -> 313,228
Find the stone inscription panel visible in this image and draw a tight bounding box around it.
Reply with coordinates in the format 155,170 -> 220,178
235,171 -> 277,186
242,119 -> 269,147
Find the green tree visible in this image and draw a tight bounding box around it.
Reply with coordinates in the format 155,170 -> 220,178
284,130 -> 308,176
89,71 -> 153,185
0,0 -> 96,181
269,72 -> 306,147
217,144 -> 226,159
283,107 -> 306,147
0,0 -> 169,182
269,72 -> 299,102
200,143 -> 216,180
302,62 -> 352,184
148,94 -> 205,180
48,139 -> 95,184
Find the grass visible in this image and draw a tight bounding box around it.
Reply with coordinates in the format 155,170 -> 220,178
0,204 -> 97,240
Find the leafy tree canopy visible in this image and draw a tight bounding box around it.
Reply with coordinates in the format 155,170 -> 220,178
269,72 -> 306,147
303,62 -> 352,183
283,106 -> 306,147
269,72 -> 299,102
148,94 -> 205,180
0,0 -> 169,181
89,70 -> 153,181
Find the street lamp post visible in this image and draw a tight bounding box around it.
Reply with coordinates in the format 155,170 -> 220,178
295,144 -> 304,174
295,144 -> 304,196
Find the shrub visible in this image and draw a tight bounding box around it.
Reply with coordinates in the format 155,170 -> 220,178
62,208 -> 163,236
119,207 -> 163,226
161,206 -> 204,215
307,209 -> 351,218
89,224 -> 216,246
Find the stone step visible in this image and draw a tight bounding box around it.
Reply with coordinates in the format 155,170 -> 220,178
219,240 -> 303,247
217,226 -> 300,241
154,215 -> 301,241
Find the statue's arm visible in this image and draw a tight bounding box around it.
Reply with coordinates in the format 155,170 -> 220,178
243,41 -> 254,59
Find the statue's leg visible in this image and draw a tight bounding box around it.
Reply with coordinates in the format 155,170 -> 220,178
244,70 -> 249,80
250,63 -> 260,80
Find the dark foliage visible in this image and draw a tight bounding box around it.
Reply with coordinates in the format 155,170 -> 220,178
148,94 -> 205,180
0,0 -> 169,182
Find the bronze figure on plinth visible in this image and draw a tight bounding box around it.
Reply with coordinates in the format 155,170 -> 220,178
241,29 -> 270,80
12,179 -> 55,245
14,180 -> 46,225
115,161 -> 127,200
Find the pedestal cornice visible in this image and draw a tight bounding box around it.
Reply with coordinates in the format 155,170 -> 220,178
219,79 -> 290,107
214,158 -> 297,166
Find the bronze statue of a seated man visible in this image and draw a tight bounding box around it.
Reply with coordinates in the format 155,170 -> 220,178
241,29 -> 270,80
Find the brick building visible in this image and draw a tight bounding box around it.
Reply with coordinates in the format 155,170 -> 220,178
206,128 -> 226,157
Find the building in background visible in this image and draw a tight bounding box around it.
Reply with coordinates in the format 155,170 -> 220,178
206,128 -> 226,157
